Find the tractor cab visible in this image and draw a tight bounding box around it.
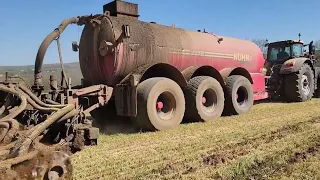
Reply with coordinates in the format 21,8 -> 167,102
263,40 -> 316,75
267,40 -> 304,63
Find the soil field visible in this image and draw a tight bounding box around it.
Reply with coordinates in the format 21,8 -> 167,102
70,99 -> 320,180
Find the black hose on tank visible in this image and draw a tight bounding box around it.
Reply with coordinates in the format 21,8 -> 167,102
33,14 -> 102,89
34,17 -> 80,88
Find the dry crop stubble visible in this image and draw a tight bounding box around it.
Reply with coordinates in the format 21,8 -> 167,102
71,99 -> 320,180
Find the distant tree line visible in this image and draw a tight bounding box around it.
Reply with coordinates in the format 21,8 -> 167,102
251,39 -> 268,58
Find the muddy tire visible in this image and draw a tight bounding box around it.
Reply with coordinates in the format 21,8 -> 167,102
184,76 -> 224,122
284,63 -> 314,102
223,75 -> 254,115
133,77 -> 185,131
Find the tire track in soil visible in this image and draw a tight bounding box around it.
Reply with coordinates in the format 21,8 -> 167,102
201,116 -> 320,168
88,110 -> 309,166
288,143 -> 320,164
226,135 -> 320,180
145,116 -> 320,179
72,104 -> 320,180
157,124 -> 320,180
82,104 -> 303,158
147,116 -> 320,179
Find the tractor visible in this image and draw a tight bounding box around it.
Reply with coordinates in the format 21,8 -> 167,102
264,38 -> 320,102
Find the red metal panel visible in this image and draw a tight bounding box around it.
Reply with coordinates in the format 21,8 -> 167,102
79,16 -> 266,96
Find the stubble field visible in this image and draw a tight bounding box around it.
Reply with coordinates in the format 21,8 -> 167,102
71,99 -> 320,180
2,63 -> 319,179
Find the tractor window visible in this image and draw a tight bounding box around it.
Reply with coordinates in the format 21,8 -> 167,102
268,46 -> 290,62
292,44 -> 303,57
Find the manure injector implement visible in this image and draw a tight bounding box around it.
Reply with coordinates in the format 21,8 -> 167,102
1,0 -> 320,179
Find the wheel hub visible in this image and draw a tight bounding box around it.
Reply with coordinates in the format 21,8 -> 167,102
202,97 -> 206,104
201,88 -> 217,113
301,74 -> 310,96
156,92 -> 176,120
156,101 -> 164,111
236,86 -> 248,107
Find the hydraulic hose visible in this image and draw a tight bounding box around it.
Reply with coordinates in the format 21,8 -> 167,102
0,95 -> 12,116
34,17 -> 80,87
18,85 -> 65,108
14,88 -> 59,112
9,104 -> 75,157
1,118 -> 20,143
45,99 -> 61,105
0,85 -> 27,119
58,109 -> 78,123
0,122 -> 9,142
0,142 -> 15,152
0,150 -> 39,169
29,104 -> 74,140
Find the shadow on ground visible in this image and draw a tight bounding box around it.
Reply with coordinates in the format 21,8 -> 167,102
88,98 -> 288,135
89,100 -> 141,135
254,99 -> 290,105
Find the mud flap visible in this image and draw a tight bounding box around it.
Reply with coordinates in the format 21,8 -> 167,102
114,84 -> 137,117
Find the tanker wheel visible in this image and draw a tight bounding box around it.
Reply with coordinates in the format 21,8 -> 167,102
184,76 -> 224,122
133,77 -> 185,131
284,63 -> 314,102
223,75 -> 253,116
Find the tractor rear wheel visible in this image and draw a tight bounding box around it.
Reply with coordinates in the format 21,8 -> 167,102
133,77 -> 185,131
184,76 -> 224,122
284,63 -> 314,102
223,75 -> 254,116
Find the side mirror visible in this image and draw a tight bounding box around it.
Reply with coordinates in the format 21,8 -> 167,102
312,46 -> 316,54
72,41 -> 79,52
309,41 -> 315,55
217,37 -> 223,43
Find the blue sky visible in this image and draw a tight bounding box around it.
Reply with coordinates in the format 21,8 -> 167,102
0,0 -> 319,66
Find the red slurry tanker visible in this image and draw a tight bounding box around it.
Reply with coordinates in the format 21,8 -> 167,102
0,0 -> 319,178
76,6 -> 268,128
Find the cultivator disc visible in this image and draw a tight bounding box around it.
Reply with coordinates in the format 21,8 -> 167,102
0,83 -> 80,180
0,149 -> 73,180
31,151 -> 73,180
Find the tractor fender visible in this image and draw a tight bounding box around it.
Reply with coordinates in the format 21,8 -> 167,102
280,57 -> 313,74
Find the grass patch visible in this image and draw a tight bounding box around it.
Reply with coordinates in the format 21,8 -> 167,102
71,99 -> 320,180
